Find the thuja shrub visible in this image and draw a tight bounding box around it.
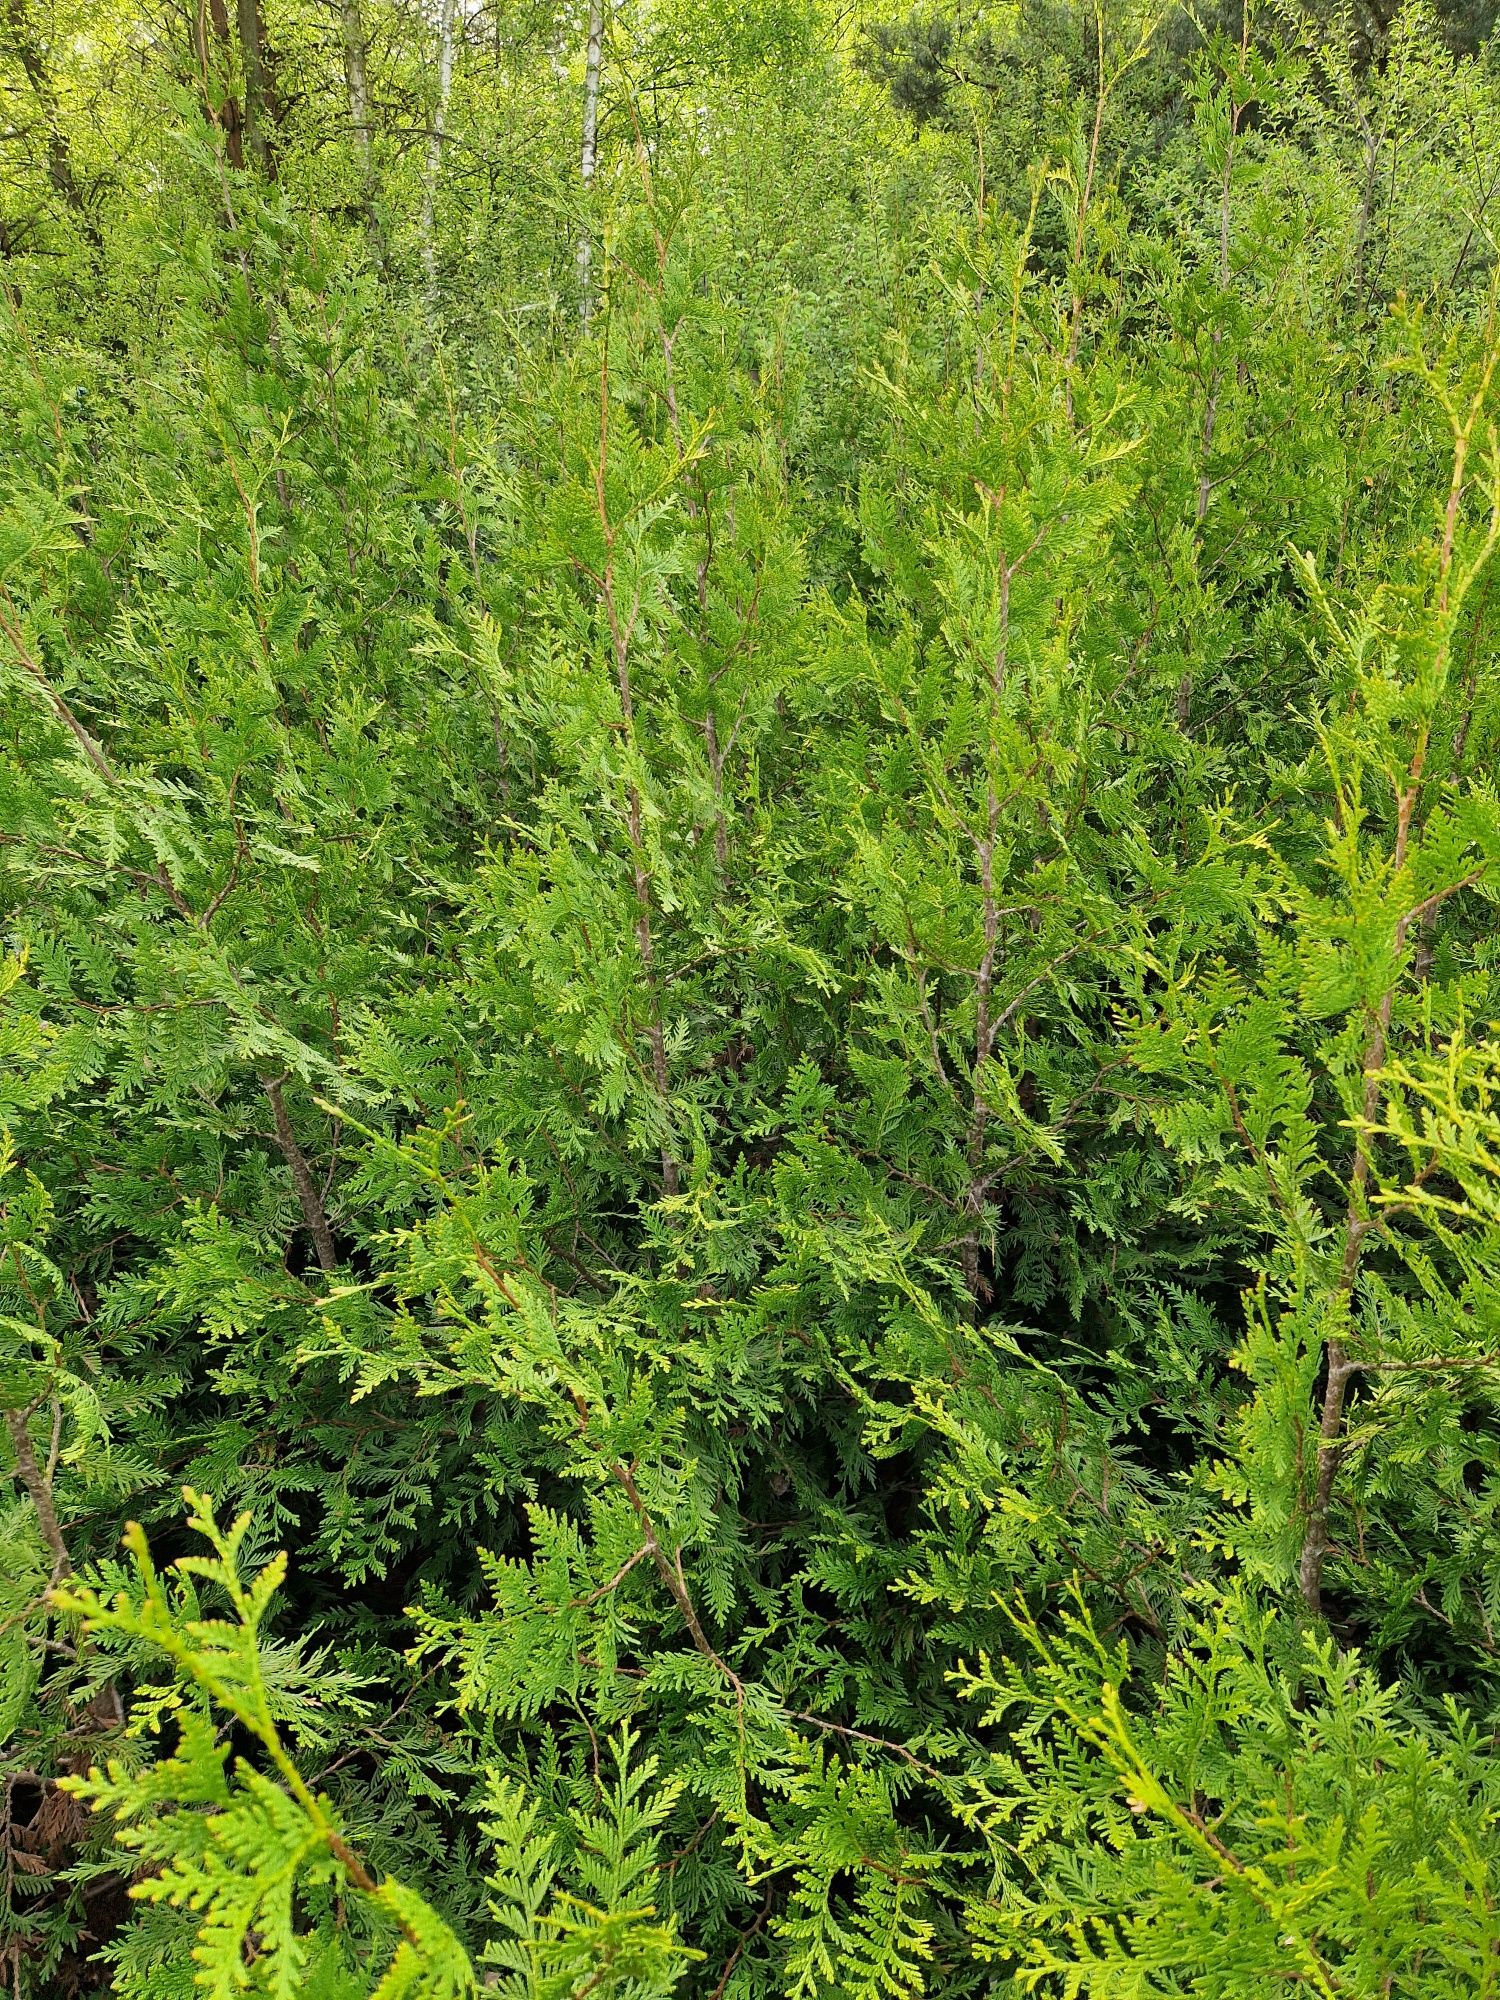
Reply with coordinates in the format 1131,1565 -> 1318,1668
5,4 -> 1500,1995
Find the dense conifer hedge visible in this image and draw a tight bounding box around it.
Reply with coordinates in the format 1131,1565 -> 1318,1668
5,2 -> 1500,1993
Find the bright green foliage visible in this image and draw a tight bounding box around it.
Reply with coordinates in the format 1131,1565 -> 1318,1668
56,1497 -> 694,2000
961,1587 -> 1500,1995
56,1495 -> 479,2000
6,2 -> 1500,1997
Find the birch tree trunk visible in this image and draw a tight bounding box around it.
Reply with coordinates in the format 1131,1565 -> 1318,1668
339,0 -> 385,263
577,0 -> 605,324
420,0 -> 458,306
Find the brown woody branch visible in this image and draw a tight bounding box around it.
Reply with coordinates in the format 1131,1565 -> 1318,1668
262,1077 -> 339,1274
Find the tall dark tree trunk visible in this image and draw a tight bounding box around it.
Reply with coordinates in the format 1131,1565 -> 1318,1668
201,0 -> 246,170
237,0 -> 278,178
4,0 -> 101,244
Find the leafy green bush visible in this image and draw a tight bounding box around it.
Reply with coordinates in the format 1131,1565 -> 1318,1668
5,2 -> 1500,1995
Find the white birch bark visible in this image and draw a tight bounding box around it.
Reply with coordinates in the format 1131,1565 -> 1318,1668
339,0 -> 384,262
421,0 -> 458,304
577,0 -> 605,324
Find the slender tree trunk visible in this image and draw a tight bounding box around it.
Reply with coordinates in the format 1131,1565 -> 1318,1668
577,0 -> 605,324
7,1406 -> 73,1581
236,0 -> 277,179
962,786 -> 1000,1306
961,554 -> 1015,1309
628,121 -> 731,887
10,1400 -> 125,1729
592,345 -> 679,1199
5,0 -> 101,244
1063,6 -> 1106,422
1181,90 -> 1241,733
263,1077 -> 339,1274
703,704 -> 730,880
1352,105 -> 1381,309
1195,103 -> 1237,529
421,0 -> 457,306
339,0 -> 385,262
202,0 -> 246,170
604,602 -> 678,1200
1297,391 -> 1491,1615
